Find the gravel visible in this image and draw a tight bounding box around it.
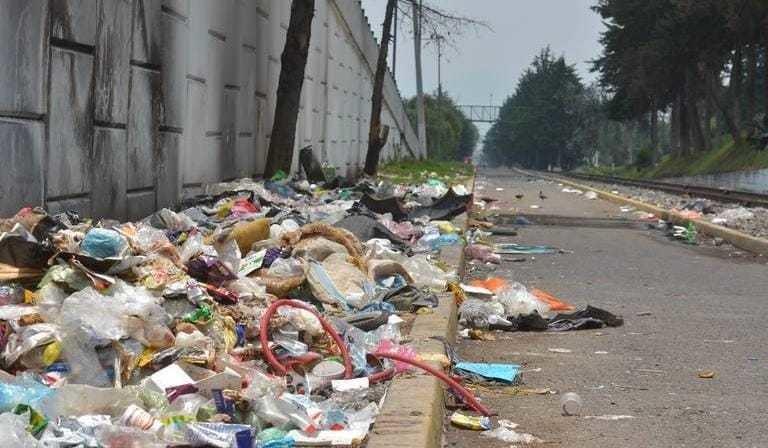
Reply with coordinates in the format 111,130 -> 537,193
570,178 -> 768,239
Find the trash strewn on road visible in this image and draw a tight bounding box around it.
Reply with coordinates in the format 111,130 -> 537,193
575,178 -> 768,239
0,173 -> 479,446
457,276 -> 623,333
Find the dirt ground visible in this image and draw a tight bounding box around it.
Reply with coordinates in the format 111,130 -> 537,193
444,170 -> 768,448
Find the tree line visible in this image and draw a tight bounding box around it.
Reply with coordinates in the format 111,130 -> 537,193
594,0 -> 768,158
484,48 -> 593,170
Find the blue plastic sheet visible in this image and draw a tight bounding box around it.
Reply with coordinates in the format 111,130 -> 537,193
454,362 -> 520,384
493,243 -> 557,255
0,379 -> 53,412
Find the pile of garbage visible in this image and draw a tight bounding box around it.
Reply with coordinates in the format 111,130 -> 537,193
0,173 -> 473,447
457,278 -> 623,333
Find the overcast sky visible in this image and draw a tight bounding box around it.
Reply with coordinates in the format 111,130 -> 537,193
359,0 -> 606,109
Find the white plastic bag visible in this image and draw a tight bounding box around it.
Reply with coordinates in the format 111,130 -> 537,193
496,282 -> 549,317
0,412 -> 42,447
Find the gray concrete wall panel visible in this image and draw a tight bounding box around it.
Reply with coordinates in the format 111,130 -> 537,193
0,0 -> 48,116
47,48 -> 94,198
156,131 -> 182,208
127,67 -> 160,190
94,0 -> 132,124
91,127 -> 127,219
158,11 -> 188,129
50,0 -> 98,46
0,119 -> 45,215
1,0 -> 423,220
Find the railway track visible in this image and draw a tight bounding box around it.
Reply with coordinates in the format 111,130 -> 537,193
561,172 -> 768,208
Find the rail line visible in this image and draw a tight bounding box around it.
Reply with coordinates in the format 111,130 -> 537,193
560,172 -> 768,208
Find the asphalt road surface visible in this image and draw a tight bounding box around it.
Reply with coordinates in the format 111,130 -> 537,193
444,169 -> 768,448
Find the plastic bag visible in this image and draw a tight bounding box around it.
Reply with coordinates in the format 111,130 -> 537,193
225,277 -> 266,301
414,226 -> 458,252
481,420 -> 541,444
0,283 -> 24,306
469,277 -> 508,293
375,340 -> 416,373
0,412 -> 41,447
94,425 -> 166,448
465,244 -> 501,264
363,239 -> 402,260
80,228 -> 128,259
58,281 -> 168,342
37,284 -> 69,319
496,282 -> 549,317
402,255 -> 454,291
269,219 -> 300,240
213,233 -> 242,274
179,232 -> 215,264
458,299 -> 509,330
306,260 -> 352,310
40,384 -> 141,418
277,307 -> 323,336
267,257 -> 305,278
2,323 -> 60,366
273,334 -> 309,356
230,218 -> 271,253
146,208 -> 196,232
530,288 -> 575,312
131,224 -> 173,255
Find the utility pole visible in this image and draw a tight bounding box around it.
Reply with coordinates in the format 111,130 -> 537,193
392,4 -> 397,76
412,0 -> 427,152
431,33 -> 445,98
432,32 -> 444,98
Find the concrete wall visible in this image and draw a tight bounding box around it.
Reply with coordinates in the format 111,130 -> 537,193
0,0 -> 423,219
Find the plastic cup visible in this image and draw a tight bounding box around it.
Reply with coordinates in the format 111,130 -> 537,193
120,404 -> 161,432
560,392 -> 583,416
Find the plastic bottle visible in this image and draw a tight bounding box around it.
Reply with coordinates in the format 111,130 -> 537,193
0,283 -> 24,306
273,334 -> 309,356
254,396 -> 291,428
560,392 -> 582,416
435,233 -> 461,248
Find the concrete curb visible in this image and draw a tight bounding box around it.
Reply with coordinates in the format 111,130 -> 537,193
519,168 -> 768,256
367,175 -> 474,448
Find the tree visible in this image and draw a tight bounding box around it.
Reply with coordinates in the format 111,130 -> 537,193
405,93 -> 478,161
484,48 -> 585,170
592,0 -> 768,159
363,0 -> 397,176
264,0 -> 315,178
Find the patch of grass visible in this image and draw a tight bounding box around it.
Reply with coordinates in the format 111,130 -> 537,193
378,159 -> 474,184
585,139 -> 768,179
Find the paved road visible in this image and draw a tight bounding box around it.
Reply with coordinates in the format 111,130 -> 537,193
445,170 -> 768,448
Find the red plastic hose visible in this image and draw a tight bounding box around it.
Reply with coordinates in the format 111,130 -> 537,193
259,299 -> 353,378
373,350 -> 495,417
367,367 -> 396,384
258,301 -> 491,416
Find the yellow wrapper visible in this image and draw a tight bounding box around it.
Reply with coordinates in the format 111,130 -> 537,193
42,341 -> 62,366
450,411 -> 491,430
